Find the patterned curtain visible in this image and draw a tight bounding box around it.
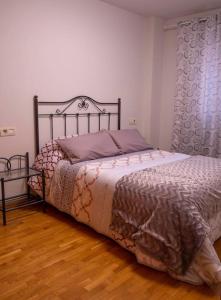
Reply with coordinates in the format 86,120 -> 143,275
171,13 -> 221,157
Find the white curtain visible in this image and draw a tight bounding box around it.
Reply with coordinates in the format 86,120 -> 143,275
171,13 -> 221,157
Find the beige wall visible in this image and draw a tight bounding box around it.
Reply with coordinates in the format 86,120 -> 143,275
0,0 -> 153,162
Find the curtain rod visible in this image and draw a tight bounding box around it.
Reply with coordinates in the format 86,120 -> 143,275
164,13 -> 219,31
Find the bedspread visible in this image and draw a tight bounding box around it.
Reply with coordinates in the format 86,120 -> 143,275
48,150 -> 187,231
30,150 -> 221,292
110,156 -> 221,275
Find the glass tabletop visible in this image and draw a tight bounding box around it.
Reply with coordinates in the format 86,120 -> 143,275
0,168 -> 41,182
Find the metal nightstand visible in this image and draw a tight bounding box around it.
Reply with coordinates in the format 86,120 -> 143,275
0,152 -> 45,225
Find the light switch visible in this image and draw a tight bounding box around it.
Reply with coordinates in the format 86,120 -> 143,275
0,127 -> 16,137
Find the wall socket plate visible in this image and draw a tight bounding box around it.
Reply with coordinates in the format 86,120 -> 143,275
0,127 -> 16,137
129,118 -> 136,126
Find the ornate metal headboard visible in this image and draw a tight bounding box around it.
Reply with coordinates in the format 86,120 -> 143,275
34,95 -> 121,155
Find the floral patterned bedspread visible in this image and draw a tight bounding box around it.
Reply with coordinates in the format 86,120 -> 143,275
29,150 -> 221,293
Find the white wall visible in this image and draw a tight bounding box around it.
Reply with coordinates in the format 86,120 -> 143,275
5,0 -> 212,158
0,0 -> 152,161
140,17 -> 164,147
148,17 -> 164,147
158,27 -> 176,151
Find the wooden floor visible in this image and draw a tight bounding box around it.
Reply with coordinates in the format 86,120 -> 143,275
0,206 -> 221,300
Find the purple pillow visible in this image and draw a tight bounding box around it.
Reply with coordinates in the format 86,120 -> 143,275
56,131 -> 121,164
108,129 -> 153,154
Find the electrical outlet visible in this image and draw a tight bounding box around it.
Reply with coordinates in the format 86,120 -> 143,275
0,127 -> 16,137
129,119 -> 136,126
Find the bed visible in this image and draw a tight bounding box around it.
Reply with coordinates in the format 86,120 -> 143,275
30,95 -> 221,294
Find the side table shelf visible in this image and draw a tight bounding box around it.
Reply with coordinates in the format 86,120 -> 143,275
0,153 -> 45,225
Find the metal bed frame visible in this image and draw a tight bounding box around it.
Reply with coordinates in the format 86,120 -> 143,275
34,95 -> 121,155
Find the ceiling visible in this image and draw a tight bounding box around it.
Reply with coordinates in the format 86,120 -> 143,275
100,0 -> 221,19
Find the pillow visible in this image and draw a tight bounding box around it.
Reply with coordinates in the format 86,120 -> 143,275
33,148 -> 65,178
30,135 -> 77,193
56,131 -> 121,164
108,129 -> 153,154
32,135 -> 77,171
34,140 -> 62,158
